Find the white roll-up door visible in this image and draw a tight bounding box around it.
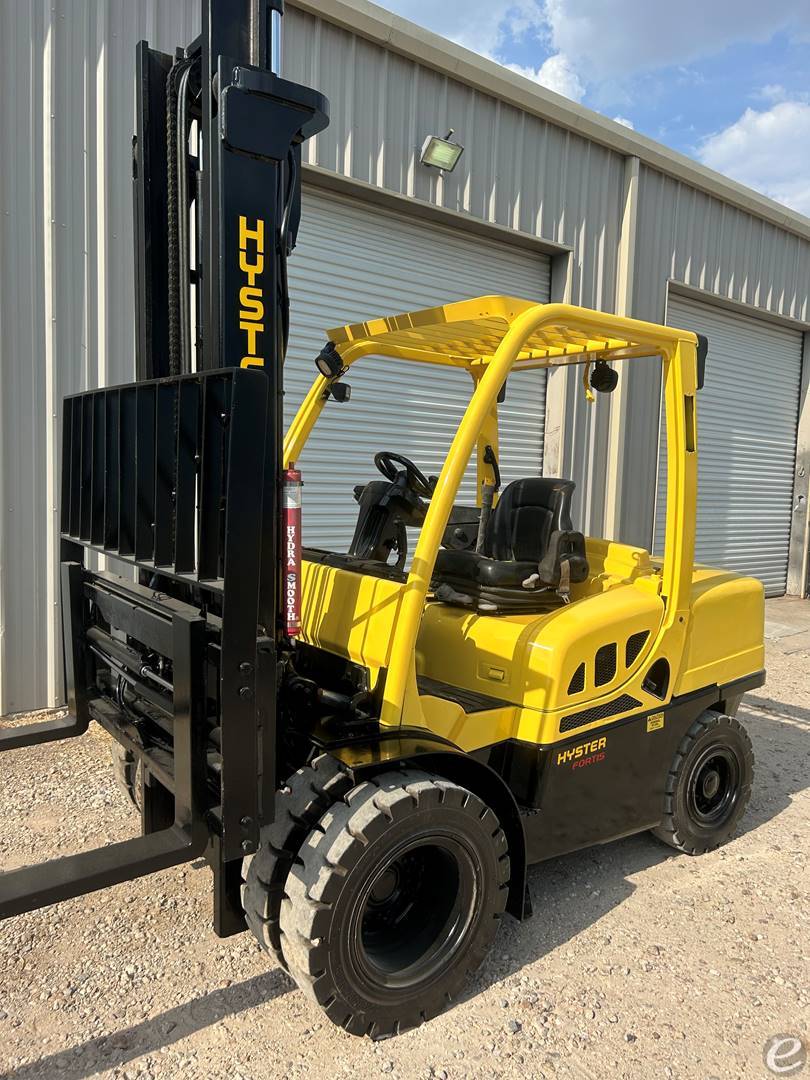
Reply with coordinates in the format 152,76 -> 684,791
284,187 -> 551,552
654,293 -> 802,596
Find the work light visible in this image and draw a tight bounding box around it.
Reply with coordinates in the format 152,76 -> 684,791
590,359 -> 619,394
315,341 -> 343,378
420,131 -> 464,172
328,381 -> 351,403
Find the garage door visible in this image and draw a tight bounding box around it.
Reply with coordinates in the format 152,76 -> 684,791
284,187 -> 551,552
654,293 -> 803,596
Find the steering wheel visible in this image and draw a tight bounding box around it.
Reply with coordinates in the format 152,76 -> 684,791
374,451 -> 434,499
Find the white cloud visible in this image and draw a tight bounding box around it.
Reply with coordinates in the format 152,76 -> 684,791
757,83 -> 789,103
505,53 -> 585,102
380,0 -> 544,58
612,115 -> 635,129
542,0 -> 810,83
385,0 -> 810,109
698,100 -> 810,216
755,83 -> 809,104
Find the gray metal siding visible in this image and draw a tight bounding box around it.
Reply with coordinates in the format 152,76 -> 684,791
654,293 -> 803,595
621,165 -> 810,548
287,187 -> 550,551
0,0 -> 200,713
284,7 -> 625,280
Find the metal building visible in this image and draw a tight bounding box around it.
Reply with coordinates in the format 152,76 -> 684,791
1,0 -> 809,713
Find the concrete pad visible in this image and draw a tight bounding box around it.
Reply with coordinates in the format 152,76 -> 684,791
764,621 -> 804,640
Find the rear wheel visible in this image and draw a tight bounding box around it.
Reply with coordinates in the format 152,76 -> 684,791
279,770 -> 510,1038
652,711 -> 754,855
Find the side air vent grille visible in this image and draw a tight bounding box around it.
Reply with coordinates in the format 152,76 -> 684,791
594,642 -> 617,687
567,663 -> 585,695
626,630 -> 650,667
559,694 -> 642,734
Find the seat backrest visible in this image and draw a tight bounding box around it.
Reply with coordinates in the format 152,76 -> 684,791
485,477 -> 576,561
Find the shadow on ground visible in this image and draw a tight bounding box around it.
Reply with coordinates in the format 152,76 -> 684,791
2,971 -> 293,1080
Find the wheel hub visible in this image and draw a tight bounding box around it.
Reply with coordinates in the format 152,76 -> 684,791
687,745 -> 741,829
701,769 -> 721,799
369,866 -> 399,904
353,836 -> 479,991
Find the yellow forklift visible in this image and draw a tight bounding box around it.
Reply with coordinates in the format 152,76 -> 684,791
0,0 -> 763,1042
246,295 -> 763,1035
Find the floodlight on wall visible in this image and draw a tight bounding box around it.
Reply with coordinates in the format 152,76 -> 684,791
420,130 -> 464,172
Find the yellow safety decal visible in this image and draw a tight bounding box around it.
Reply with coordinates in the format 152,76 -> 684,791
238,215 -> 266,369
647,712 -> 665,732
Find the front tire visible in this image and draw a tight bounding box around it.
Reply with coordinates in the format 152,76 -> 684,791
652,711 -> 754,855
242,754 -> 352,968
279,770 -> 510,1038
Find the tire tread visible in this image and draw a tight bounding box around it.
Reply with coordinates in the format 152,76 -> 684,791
241,754 -> 351,968
652,711 -> 754,855
279,769 -> 509,1038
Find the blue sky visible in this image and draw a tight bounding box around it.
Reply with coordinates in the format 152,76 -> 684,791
381,0 -> 810,216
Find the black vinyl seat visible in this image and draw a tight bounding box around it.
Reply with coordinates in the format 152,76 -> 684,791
432,477 -> 589,613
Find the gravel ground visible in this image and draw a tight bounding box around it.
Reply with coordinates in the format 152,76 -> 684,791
0,598 -> 807,1079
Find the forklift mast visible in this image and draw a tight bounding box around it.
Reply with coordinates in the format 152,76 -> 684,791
132,0 -> 327,632
0,0 -> 328,932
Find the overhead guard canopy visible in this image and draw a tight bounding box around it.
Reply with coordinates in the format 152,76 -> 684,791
327,295 -> 698,371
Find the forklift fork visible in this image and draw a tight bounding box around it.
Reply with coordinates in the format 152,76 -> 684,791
0,368 -> 268,932
0,573 -> 209,920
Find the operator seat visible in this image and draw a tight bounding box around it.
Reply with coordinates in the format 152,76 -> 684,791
431,477 -> 589,613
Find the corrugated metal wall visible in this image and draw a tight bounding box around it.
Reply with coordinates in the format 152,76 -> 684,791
285,8 -> 624,299
654,293 -> 803,595
621,165 -> 810,548
0,0 -> 626,712
0,0 -> 200,712
287,187 -> 550,552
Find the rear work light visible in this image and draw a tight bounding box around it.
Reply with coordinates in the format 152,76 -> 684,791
283,467 -> 302,637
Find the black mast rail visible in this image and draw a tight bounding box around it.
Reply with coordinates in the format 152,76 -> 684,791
0,0 -> 328,934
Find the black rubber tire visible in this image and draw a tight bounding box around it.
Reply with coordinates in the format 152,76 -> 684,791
652,711 -> 754,855
241,754 -> 352,968
279,769 -> 510,1038
111,743 -> 141,812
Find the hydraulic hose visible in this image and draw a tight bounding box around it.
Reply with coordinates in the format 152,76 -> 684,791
176,63 -> 194,374
165,58 -> 194,376
278,148 -> 298,360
